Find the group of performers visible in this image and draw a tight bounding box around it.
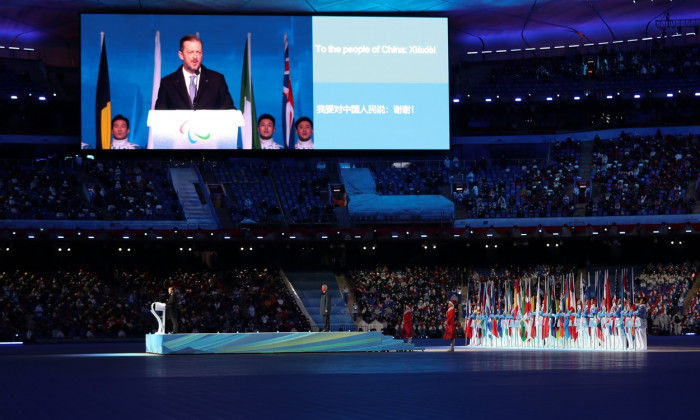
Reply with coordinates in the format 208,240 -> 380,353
465,297 -> 648,351
400,300 -> 458,351
400,272 -> 649,352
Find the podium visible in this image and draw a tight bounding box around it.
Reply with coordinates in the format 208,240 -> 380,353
151,302 -> 167,334
147,110 -> 244,149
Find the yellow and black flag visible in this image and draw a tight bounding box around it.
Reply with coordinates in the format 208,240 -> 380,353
95,32 -> 111,150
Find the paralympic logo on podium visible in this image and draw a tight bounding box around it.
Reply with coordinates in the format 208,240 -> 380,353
179,120 -> 211,144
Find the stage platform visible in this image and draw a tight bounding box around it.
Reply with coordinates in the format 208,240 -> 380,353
145,331 -> 419,354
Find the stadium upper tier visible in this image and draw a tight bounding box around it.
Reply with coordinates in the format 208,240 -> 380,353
0,128 -> 699,238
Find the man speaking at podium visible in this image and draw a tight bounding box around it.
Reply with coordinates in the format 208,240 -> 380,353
155,34 -> 236,111
166,286 -> 180,334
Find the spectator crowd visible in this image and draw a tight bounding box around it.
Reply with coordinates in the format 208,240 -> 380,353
0,266 -> 310,342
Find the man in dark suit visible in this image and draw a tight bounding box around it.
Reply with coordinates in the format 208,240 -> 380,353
320,284 -> 331,332
155,34 -> 235,110
166,286 -> 180,334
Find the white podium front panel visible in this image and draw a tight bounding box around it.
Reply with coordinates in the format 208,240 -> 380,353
147,110 -> 244,149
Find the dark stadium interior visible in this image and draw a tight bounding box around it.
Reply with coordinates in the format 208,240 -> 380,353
2,1 -> 700,419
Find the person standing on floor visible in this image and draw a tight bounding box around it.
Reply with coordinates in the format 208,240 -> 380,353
444,300 -> 457,351
320,284 -> 331,332
401,303 -> 414,344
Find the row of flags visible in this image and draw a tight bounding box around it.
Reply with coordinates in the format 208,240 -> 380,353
464,270 -> 639,343
465,269 -> 637,319
95,32 -> 296,150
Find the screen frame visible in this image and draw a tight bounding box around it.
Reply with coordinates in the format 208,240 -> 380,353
79,12 -> 451,155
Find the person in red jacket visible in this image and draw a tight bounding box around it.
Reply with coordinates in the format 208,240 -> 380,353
401,304 -> 414,343
444,300 -> 457,351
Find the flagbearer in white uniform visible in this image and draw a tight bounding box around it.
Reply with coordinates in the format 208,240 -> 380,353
294,116 -> 314,150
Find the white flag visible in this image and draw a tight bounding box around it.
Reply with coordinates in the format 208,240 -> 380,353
147,30 -> 161,150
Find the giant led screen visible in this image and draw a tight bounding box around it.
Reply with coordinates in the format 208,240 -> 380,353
81,14 -> 449,150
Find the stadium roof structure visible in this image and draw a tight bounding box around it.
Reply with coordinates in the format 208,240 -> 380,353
1,0 -> 699,67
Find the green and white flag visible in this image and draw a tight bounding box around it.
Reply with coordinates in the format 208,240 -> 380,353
240,33 -> 260,149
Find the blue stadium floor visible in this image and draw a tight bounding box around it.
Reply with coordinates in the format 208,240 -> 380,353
1,336 -> 698,419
